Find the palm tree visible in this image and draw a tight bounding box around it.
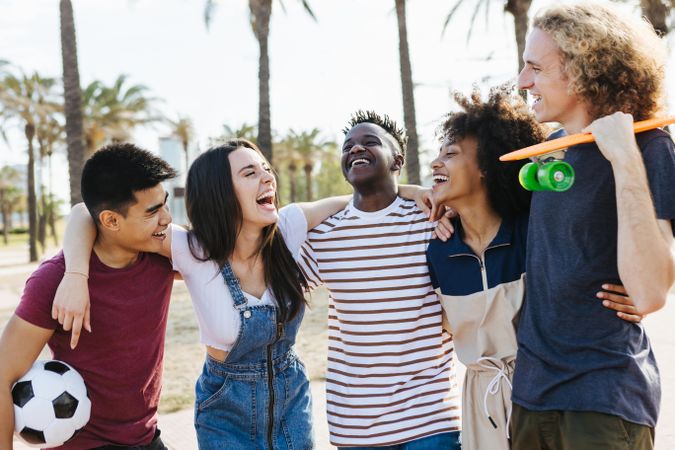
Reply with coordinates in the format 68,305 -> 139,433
315,142 -> 352,200
204,0 -> 317,164
285,128 -> 332,201
168,115 -> 195,172
213,122 -> 258,145
637,0 -> 673,35
0,60 -> 10,144
60,0 -> 86,206
275,136 -> 302,203
394,0 -> 421,184
36,116 -> 65,247
0,166 -> 21,245
0,72 -> 60,261
443,0 -> 533,77
81,75 -> 162,156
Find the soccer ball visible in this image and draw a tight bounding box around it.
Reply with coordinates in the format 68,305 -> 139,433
12,360 -> 91,448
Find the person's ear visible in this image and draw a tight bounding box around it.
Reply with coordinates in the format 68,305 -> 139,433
98,210 -> 121,231
391,154 -> 404,172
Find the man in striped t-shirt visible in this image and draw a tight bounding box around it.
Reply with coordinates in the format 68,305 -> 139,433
297,111 -> 461,449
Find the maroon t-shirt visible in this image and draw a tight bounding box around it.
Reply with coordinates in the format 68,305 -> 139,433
15,250 -> 174,449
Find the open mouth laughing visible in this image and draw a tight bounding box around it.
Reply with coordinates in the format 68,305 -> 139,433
256,190 -> 276,209
432,174 -> 449,186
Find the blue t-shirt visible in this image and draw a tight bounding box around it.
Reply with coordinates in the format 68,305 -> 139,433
512,128 -> 675,427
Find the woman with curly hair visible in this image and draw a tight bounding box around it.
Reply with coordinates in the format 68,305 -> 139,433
426,86 -> 640,450
511,2 -> 675,449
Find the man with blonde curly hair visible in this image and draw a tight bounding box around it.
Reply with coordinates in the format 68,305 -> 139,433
511,2 -> 675,449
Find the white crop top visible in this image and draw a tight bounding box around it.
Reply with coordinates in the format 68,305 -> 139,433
170,204 -> 308,351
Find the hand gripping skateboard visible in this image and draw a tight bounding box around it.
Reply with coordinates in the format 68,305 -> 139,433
499,116 -> 675,192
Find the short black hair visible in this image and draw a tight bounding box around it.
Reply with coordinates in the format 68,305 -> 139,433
81,143 -> 177,225
440,85 -> 548,218
343,110 -> 408,158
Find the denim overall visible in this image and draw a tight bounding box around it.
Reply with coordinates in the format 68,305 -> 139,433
194,263 -> 314,450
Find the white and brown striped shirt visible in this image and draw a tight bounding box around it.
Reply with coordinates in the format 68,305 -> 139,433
297,197 -> 461,447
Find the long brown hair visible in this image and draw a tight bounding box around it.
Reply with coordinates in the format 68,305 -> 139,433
185,139 -> 308,322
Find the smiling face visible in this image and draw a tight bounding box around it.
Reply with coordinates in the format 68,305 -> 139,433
518,27 -> 589,132
108,183 -> 172,254
341,123 -> 403,188
229,146 -> 278,230
430,136 -> 485,209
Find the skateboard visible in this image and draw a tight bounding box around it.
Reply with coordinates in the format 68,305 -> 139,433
499,116 -> 675,192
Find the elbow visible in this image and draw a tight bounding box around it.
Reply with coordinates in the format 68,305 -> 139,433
635,295 -> 666,316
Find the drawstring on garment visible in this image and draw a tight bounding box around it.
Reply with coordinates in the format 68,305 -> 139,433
476,356 -> 513,439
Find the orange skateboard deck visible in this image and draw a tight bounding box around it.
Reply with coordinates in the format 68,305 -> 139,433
500,116 -> 675,162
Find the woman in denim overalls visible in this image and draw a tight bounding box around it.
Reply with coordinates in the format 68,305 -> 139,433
193,261 -> 312,449
180,139 -> 350,449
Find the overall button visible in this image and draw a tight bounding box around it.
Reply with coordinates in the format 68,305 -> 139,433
243,310 -> 252,319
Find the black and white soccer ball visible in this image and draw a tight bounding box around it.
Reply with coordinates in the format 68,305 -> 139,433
12,360 -> 91,448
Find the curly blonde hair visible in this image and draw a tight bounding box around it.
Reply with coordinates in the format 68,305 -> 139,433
533,2 -> 667,121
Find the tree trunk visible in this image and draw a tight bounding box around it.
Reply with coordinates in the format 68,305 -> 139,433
25,123 -> 38,262
640,0 -> 668,35
251,0 -> 274,164
0,189 -> 7,245
183,141 -> 190,176
505,0 -> 532,99
60,0 -> 86,206
395,0 -> 421,185
48,153 -> 58,246
36,143 -> 47,252
288,165 -> 297,203
38,184 -> 47,253
304,163 -> 313,201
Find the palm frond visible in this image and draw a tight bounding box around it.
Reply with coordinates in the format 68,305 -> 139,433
204,0 -> 218,30
298,0 -> 317,21
466,0 -> 489,44
441,0 -> 466,37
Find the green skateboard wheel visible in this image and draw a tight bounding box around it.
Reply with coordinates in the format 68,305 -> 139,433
519,162 -> 545,191
537,161 -> 575,192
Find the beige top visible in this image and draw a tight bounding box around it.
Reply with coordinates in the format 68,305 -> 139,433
436,274 -> 525,450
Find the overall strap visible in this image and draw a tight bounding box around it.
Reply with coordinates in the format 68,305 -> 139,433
220,263 -> 248,310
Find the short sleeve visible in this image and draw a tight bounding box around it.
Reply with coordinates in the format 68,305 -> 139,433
641,134 -> 675,227
170,224 -> 193,273
14,258 -> 65,330
297,241 -> 323,290
278,204 -> 308,259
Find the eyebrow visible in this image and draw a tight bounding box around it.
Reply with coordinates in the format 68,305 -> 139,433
343,134 -> 383,145
238,164 -> 256,174
146,192 -> 169,214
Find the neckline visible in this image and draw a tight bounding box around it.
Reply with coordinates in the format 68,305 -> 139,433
91,250 -> 147,273
348,196 -> 405,219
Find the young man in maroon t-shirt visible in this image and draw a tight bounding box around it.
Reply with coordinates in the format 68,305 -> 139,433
0,144 -> 177,450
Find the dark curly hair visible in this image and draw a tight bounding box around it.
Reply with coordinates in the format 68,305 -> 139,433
343,110 -> 408,159
440,85 -> 548,218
